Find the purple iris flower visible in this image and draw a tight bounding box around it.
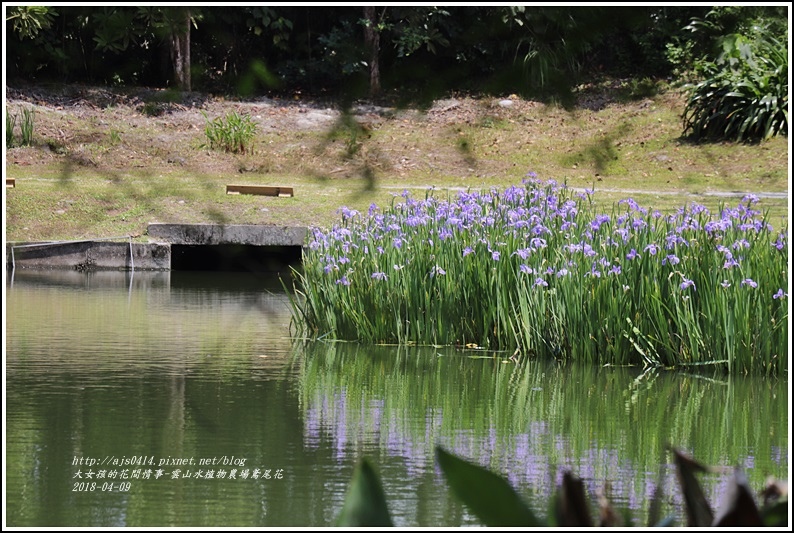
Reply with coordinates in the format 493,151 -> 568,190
513,248 -> 531,260
644,243 -> 659,256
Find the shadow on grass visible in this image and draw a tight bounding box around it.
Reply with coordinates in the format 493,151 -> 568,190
559,121 -> 633,175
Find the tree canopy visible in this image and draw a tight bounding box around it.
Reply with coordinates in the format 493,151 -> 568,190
5,5 -> 789,103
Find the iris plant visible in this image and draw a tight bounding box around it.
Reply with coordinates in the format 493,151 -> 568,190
289,177 -> 788,374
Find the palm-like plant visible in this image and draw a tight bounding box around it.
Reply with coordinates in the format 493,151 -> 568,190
682,33 -> 788,142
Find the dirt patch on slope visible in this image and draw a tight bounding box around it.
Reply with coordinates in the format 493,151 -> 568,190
5,82 -> 666,180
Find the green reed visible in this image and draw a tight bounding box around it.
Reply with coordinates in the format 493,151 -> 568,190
290,179 -> 788,373
201,110 -> 257,154
6,109 -> 17,148
19,107 -> 35,145
6,106 -> 35,147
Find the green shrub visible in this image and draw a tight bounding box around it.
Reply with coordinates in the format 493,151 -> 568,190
682,34 -> 788,142
201,111 -> 257,154
140,102 -> 165,117
628,77 -> 661,99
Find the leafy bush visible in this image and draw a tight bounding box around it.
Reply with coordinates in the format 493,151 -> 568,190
337,446 -> 789,527
682,33 -> 788,142
140,102 -> 165,117
627,77 -> 661,99
5,6 -> 57,39
201,111 -> 257,154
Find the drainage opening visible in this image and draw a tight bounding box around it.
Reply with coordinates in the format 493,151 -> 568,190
170,244 -> 302,272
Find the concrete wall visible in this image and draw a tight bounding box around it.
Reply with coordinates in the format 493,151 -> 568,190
6,224 -> 307,271
147,223 -> 307,246
7,241 -> 171,271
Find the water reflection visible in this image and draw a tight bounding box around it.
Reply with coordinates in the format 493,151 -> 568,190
298,342 -> 789,525
6,270 -> 309,527
5,270 -> 789,527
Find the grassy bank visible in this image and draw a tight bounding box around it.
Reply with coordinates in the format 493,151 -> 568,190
4,82 -> 789,243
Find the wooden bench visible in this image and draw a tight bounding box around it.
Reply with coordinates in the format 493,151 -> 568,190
226,185 -> 293,197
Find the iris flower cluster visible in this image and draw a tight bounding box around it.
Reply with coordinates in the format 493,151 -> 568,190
292,176 -> 788,373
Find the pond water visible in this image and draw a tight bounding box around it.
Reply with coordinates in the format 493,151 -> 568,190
4,270 -> 789,527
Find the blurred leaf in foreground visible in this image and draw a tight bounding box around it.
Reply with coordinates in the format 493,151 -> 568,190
672,447 -> 713,526
435,445 -> 542,527
336,458 -> 393,527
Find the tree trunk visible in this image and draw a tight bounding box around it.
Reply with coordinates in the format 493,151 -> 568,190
170,8 -> 191,92
363,6 -> 381,98
184,10 -> 191,92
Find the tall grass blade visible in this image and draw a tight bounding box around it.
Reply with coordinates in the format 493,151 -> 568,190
6,110 -> 17,148
19,107 -> 35,146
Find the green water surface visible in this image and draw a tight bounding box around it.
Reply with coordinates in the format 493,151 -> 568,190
4,270 -> 789,527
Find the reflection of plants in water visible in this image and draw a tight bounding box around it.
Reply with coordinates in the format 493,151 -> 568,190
336,446 -> 789,527
297,341 -> 788,524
